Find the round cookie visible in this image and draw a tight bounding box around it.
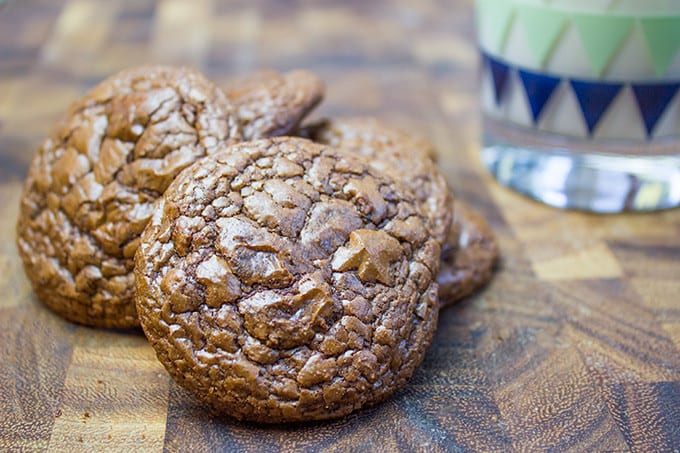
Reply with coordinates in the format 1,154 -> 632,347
226,70 -> 324,141
437,200 -> 498,307
16,65 -> 241,328
135,137 -> 441,423
302,117 -> 497,305
303,117 -> 452,246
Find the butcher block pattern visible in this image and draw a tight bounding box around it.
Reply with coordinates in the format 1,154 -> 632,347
0,0 -> 679,451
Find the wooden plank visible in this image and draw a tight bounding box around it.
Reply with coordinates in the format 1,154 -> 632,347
152,0 -> 213,65
0,304 -> 76,451
47,331 -> 169,452
0,185 -> 29,309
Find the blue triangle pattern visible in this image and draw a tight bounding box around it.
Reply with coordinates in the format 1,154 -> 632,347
570,80 -> 624,135
518,69 -> 561,123
632,83 -> 680,137
488,55 -> 511,106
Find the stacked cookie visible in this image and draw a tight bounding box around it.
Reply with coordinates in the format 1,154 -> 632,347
17,66 -> 497,423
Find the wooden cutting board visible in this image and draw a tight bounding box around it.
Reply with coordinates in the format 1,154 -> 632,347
1,0 -> 678,451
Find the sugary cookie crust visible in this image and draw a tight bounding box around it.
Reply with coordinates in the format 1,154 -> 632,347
303,117 -> 452,246
135,137 -> 440,422
227,70 -> 324,141
16,65 -> 241,328
437,200 -> 498,306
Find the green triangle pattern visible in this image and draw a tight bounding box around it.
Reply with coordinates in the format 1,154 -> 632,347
640,16 -> 680,77
573,14 -> 633,77
476,0 -> 516,55
517,4 -> 568,68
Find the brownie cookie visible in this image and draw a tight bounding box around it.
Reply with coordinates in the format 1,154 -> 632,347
302,117 -> 497,305
226,70 -> 323,141
135,137 -> 440,422
302,117 -> 452,246
437,200 -> 498,306
16,65 -> 241,328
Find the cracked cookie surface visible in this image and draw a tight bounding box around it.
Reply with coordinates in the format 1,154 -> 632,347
226,70 -> 323,141
135,137 -> 440,422
438,200 -> 498,306
303,117 -> 452,246
16,65 -> 241,328
303,117 -> 497,305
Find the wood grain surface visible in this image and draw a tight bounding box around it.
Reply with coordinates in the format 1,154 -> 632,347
1,0 -> 679,451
